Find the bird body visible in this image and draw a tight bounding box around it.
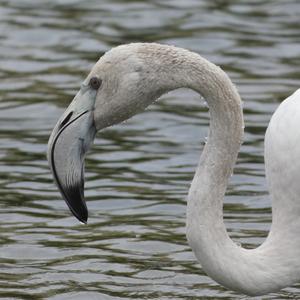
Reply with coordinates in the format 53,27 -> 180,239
48,43 -> 300,296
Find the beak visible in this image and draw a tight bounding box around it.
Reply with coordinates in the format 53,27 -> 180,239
47,86 -> 97,223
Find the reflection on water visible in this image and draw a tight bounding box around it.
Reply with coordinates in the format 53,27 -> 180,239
0,0 -> 300,299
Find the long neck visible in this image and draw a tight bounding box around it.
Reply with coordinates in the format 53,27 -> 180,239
139,44 -> 300,296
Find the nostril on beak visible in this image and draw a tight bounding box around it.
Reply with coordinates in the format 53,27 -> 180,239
59,111 -> 73,129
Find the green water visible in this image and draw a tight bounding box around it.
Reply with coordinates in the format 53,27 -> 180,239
0,0 -> 300,299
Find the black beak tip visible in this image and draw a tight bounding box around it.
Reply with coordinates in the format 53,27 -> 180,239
72,207 -> 88,224
63,185 -> 88,224
67,201 -> 88,224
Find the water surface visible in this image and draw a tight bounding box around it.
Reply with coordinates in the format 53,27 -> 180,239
1,0 -> 300,299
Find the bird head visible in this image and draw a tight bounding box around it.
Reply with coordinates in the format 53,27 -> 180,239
47,43 -> 170,223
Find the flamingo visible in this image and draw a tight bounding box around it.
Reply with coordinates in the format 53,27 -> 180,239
47,43 -> 300,296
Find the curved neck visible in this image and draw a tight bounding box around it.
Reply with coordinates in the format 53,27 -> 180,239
138,44 -> 299,296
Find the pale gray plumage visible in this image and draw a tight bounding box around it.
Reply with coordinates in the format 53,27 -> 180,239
48,43 -> 300,296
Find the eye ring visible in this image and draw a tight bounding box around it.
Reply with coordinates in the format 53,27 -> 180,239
89,77 -> 102,90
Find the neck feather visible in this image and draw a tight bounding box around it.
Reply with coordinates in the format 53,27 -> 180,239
138,43 -> 300,296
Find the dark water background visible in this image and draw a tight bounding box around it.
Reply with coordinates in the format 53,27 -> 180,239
1,0 -> 300,299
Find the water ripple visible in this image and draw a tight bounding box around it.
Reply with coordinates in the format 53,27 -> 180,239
0,0 -> 300,299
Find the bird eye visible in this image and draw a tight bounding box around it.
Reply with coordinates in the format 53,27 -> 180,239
89,77 -> 102,90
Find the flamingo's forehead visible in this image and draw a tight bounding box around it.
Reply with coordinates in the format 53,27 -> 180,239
90,44 -> 144,77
